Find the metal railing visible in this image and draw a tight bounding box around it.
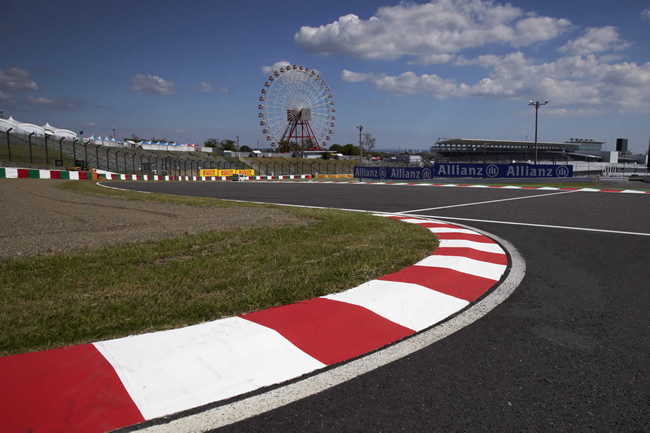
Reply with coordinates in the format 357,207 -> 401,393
0,130 -> 245,176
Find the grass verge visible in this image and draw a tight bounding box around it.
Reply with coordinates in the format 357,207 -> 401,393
0,181 -> 436,356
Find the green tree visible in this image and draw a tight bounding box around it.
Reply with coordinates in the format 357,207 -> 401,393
362,132 -> 376,152
240,145 -> 252,152
219,139 -> 237,151
276,140 -> 300,153
342,143 -> 359,156
302,138 -> 317,151
329,144 -> 344,153
204,138 -> 219,148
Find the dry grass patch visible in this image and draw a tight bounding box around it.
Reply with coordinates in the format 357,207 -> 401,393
0,181 -> 436,356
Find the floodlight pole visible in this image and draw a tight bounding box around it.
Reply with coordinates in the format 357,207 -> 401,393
529,100 -> 548,165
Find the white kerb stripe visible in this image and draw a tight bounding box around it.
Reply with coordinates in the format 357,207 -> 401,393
385,218 -> 447,225
323,279 -> 469,332
39,169 -> 51,179
428,227 -> 480,235
5,168 -> 17,178
94,317 -> 325,420
69,171 -> 80,180
438,239 -> 504,254
415,255 -> 506,281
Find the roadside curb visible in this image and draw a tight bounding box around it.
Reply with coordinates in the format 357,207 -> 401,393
0,166 -> 312,181
0,217 -> 511,432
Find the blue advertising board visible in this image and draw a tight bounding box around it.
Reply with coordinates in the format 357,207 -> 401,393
354,164 -> 573,180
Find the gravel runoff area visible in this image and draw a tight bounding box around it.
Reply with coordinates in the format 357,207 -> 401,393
0,179 -> 307,259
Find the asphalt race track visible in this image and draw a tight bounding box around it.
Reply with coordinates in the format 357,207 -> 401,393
112,181 -> 650,432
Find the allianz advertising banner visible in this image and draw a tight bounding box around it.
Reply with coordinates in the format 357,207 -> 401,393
354,164 -> 573,180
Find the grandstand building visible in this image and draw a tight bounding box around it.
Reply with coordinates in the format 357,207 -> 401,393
430,137 -> 608,163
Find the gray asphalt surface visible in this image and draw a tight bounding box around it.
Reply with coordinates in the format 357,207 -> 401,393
0,180 -> 308,258
113,181 -> 650,432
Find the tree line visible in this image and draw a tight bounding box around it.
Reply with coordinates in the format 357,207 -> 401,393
123,132 -> 378,155
201,132 -> 376,155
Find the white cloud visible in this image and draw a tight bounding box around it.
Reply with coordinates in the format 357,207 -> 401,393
26,95 -> 76,109
0,67 -> 39,91
344,70 -> 458,98
197,81 -> 214,93
27,95 -> 56,105
375,72 -> 458,98
341,70 -> 373,82
295,0 -> 570,63
344,51 -> 650,112
410,54 -> 455,65
130,74 -> 175,95
559,26 -> 630,55
262,61 -> 291,75
0,90 -> 12,101
642,8 -> 650,20
513,16 -> 572,46
544,107 -> 606,117
196,82 -> 228,93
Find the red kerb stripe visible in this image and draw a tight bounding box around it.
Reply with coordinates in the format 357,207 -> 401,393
433,247 -> 507,265
242,298 -> 414,365
435,232 -> 495,243
0,344 -> 144,433
379,266 -> 497,302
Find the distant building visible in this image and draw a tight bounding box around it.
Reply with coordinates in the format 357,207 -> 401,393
566,138 -> 604,152
395,154 -> 422,166
430,137 -> 605,163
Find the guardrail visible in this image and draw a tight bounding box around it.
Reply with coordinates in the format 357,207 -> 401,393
0,167 -> 316,182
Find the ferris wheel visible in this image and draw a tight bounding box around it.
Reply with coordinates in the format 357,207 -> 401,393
259,64 -> 335,151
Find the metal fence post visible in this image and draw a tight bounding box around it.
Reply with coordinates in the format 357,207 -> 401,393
72,139 -> 78,163
6,128 -> 12,161
59,137 -> 64,163
28,132 -> 35,163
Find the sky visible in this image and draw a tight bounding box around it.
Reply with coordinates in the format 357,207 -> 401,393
1,0 -> 649,153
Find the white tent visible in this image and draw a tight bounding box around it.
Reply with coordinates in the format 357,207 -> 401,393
0,118 -> 16,132
42,122 -> 77,139
14,122 -> 46,136
42,122 -> 56,133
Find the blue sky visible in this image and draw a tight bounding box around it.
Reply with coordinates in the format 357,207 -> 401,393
1,0 -> 649,153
